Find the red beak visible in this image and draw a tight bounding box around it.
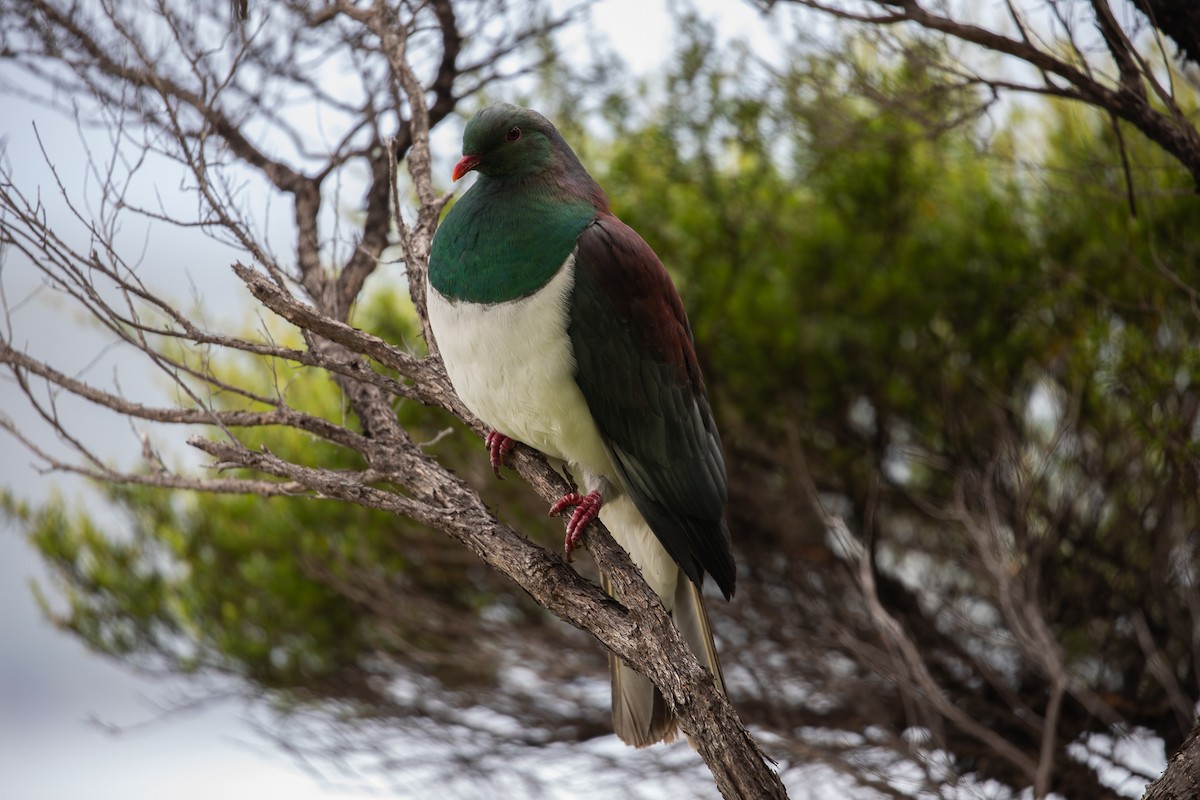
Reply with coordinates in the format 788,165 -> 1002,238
452,154 -> 481,182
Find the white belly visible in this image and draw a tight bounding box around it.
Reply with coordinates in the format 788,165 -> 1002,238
426,255 -> 613,481
426,255 -> 680,604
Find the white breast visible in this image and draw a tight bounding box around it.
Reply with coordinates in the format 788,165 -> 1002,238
426,255 -> 680,604
426,254 -> 614,482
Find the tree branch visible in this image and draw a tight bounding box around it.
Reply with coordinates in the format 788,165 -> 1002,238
763,0 -> 1200,188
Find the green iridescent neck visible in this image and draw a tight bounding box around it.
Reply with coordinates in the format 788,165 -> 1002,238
429,177 -> 597,304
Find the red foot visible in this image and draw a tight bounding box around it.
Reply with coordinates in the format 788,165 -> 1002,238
548,490 -> 603,561
485,430 -> 516,478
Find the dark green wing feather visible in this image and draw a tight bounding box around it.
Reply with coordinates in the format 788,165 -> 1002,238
569,213 -> 735,598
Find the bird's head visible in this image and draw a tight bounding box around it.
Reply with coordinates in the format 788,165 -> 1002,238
452,104 -> 565,182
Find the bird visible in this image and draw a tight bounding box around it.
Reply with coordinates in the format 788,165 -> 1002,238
425,103 -> 735,747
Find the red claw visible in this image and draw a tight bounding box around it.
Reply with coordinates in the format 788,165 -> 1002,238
486,430 -> 516,478
548,490 -> 603,561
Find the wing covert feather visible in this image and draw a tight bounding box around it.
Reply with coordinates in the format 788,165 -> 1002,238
569,215 -> 735,598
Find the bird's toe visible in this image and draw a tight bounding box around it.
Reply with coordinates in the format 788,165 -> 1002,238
485,430 -> 517,478
550,490 -> 603,561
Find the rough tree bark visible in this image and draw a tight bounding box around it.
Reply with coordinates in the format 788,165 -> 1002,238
224,258 -> 787,798
1143,719 -> 1200,800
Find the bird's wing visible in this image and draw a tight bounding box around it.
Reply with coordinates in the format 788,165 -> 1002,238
568,214 -> 735,598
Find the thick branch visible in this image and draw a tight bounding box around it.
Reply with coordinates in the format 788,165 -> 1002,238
186,430 -> 787,800
1144,717 -> 1200,800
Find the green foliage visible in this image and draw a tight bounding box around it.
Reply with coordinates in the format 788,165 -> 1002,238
588,29 -> 1200,789
591,24 -> 1200,487
594,34 -> 1050,495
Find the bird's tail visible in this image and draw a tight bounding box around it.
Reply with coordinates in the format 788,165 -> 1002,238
604,568 -> 725,748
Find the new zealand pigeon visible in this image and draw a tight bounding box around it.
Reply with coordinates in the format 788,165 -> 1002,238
426,103 -> 735,747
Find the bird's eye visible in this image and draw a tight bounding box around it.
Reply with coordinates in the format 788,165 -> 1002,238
505,126 -> 521,142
